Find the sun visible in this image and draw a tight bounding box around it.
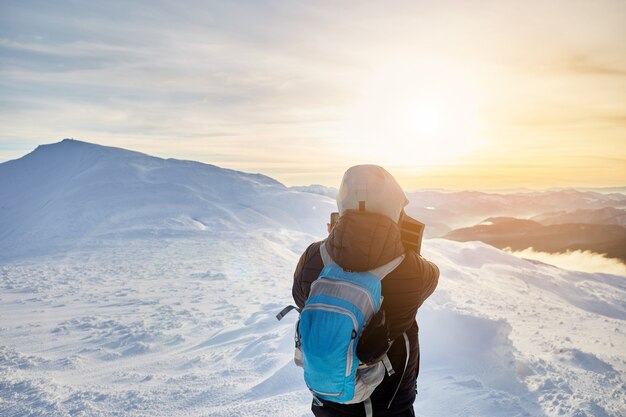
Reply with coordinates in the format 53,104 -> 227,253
344,62 -> 485,167
404,93 -> 481,162
412,103 -> 443,137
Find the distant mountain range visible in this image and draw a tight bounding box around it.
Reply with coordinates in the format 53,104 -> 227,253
404,189 -> 626,234
293,183 -> 626,262
292,184 -> 626,237
531,207 -> 626,226
445,217 -> 626,262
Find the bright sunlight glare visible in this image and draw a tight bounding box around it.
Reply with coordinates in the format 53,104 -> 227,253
412,104 -> 443,137
345,60 -> 486,167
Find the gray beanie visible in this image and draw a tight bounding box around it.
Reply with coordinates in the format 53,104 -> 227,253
336,165 -> 409,223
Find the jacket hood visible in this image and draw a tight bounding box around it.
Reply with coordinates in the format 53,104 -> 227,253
325,210 -> 405,272
336,165 -> 409,223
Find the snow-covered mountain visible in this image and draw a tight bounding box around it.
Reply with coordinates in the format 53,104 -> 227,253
0,140 -> 624,417
0,139 -> 334,260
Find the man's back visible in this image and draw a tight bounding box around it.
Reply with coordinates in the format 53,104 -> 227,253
293,209 -> 439,416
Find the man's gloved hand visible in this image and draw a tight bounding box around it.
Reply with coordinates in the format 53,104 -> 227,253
357,308 -> 391,365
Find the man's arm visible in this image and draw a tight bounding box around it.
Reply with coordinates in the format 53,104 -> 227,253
383,253 -> 439,341
292,241 -> 323,309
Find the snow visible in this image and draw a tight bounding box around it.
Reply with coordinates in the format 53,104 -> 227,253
418,240 -> 625,417
1,140 -> 624,417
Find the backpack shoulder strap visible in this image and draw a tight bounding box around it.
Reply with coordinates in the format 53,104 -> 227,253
319,241 -> 335,267
369,254 -> 405,280
387,331 -> 410,409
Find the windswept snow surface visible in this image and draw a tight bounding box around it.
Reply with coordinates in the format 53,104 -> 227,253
1,237 -> 624,417
1,141 -> 625,417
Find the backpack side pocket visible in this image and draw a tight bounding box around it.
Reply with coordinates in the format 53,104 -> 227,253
347,362 -> 385,404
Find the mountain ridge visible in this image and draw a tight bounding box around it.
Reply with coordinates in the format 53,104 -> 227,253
22,138 -> 285,188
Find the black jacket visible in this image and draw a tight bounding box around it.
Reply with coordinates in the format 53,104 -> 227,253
292,210 -> 439,416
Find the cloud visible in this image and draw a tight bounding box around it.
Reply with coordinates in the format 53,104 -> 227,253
1,0 -> 626,187
505,247 -> 626,277
566,54 -> 626,76
511,114 -> 626,128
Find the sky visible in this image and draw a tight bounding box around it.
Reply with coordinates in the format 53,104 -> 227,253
1,0 -> 625,189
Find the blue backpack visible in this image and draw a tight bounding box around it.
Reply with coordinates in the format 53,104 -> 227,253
277,241 -> 408,415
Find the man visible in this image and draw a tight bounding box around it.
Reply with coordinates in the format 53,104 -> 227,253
292,165 -> 439,417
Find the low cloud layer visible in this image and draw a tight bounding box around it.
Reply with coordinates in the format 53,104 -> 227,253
506,247 -> 626,277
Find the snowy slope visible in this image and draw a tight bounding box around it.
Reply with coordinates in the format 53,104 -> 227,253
0,139 -> 334,260
1,141 -> 624,417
